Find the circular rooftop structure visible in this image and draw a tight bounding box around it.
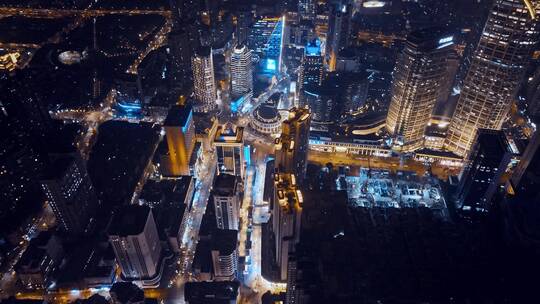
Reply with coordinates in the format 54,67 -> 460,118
250,103 -> 282,135
58,50 -> 82,65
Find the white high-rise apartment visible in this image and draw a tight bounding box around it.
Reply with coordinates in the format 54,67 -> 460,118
192,46 -> 217,112
230,44 -> 253,99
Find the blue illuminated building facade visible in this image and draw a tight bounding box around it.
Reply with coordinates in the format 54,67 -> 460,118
114,76 -> 143,119
116,98 -> 142,119
248,16 -> 285,76
298,38 -> 323,92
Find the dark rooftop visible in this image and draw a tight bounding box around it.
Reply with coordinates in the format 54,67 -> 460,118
475,129 -> 510,157
193,112 -> 217,135
87,121 -> 159,207
184,281 -> 240,304
212,174 -> 238,197
163,104 -> 193,127
15,245 -> 46,273
42,155 -> 75,181
156,205 -> 186,239
139,176 -> 193,207
255,104 -> 280,121
110,282 -> 145,304
196,46 -> 212,57
108,205 -> 151,237
211,229 -> 238,256
407,27 -> 455,50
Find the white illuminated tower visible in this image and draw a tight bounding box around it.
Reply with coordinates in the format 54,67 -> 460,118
386,28 -> 454,152
445,0 -> 540,157
230,44 -> 253,99
191,46 -> 217,112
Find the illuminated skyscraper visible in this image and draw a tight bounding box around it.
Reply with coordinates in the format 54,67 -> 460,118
272,173 -> 303,281
230,44 -> 253,99
525,66 -> 540,122
298,0 -> 316,21
213,123 -> 245,179
386,27 -> 455,152
191,46 -> 217,112
298,38 -> 323,93
164,105 -> 196,176
445,0 -> 540,157
302,83 -> 338,125
455,129 -> 512,217
326,4 -> 352,71
265,16 -> 285,75
41,154 -> 98,236
275,107 -> 311,183
504,130 -> 540,243
248,17 -> 285,75
108,205 -> 162,280
211,174 -> 240,230
326,71 -> 370,117
167,28 -> 198,93
210,229 -> 239,281
248,18 -> 279,55
235,9 -> 253,45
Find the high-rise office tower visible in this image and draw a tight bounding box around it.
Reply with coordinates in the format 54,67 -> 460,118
302,83 -> 338,125
526,66 -> 540,123
298,39 -> 324,93
210,229 -> 239,281
163,105 -> 196,176
298,0 -> 316,21
211,174 -> 240,230
386,27 -> 455,152
248,18 -> 280,56
335,48 -> 359,72
272,173 -> 303,281
504,130 -> 540,243
437,50 -> 460,107
275,107 -> 311,183
169,0 -> 200,25
445,0 -> 540,157
290,19 -> 316,48
230,44 -> 253,99
41,154 -> 99,236
185,281 -> 240,303
192,46 -> 217,112
213,123 -> 245,179
455,129 -> 512,216
210,12 -> 234,48
326,3 -> 352,71
108,205 -> 162,280
168,0 -> 200,93
325,71 -> 370,117
248,17 -> 285,75
167,29 -> 198,93
235,9 -> 253,45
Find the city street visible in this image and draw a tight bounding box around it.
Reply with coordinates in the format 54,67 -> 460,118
308,150 -> 460,179
166,150 -> 217,303
238,136 -> 285,303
